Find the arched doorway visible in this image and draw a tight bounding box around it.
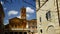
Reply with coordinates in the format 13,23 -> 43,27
47,25 -> 56,34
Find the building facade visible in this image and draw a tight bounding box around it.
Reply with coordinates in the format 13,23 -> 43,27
36,0 -> 60,34
9,17 -> 26,29
0,3 -> 5,34
28,19 -> 37,34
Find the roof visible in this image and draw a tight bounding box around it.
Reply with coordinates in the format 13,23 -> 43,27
9,17 -> 26,24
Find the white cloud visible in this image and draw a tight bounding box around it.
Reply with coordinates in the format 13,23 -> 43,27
26,14 -> 30,18
17,14 -> 30,18
17,16 -> 21,18
1,1 -> 4,5
26,7 -> 35,13
8,10 -> 18,16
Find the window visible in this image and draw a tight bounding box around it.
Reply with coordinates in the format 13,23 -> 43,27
46,11 -> 51,21
46,0 -> 48,1
24,32 -> 27,34
15,25 -> 17,27
40,17 -> 41,22
32,26 -> 35,28
40,29 -> 42,33
14,32 -> 18,34
42,0 -> 48,2
10,32 -> 13,34
19,32 -> 22,34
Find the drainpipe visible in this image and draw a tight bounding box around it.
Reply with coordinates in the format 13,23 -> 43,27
56,0 -> 60,26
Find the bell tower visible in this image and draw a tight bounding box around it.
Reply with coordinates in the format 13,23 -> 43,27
21,7 -> 26,19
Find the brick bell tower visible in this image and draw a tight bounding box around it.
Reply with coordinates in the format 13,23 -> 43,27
21,7 -> 26,19
20,7 -> 27,28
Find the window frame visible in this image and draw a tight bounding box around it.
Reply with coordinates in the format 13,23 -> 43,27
46,11 -> 51,21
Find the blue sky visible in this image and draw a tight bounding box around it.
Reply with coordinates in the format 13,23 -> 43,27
0,0 -> 36,25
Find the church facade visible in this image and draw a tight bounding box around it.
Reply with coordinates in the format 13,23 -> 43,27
36,0 -> 60,34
